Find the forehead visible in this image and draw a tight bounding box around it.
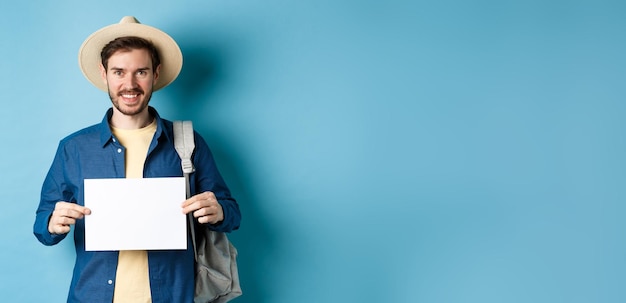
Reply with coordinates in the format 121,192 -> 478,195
107,48 -> 153,69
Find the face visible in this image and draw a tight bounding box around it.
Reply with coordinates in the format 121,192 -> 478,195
100,48 -> 160,117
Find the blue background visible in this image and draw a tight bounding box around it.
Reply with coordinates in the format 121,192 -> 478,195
1,1 -> 625,302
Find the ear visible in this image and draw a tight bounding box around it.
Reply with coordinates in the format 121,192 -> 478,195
99,64 -> 107,84
153,64 -> 161,85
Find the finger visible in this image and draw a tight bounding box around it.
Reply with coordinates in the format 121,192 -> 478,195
182,202 -> 198,215
182,192 -> 216,207
55,208 -> 87,220
182,193 -> 217,214
195,204 -> 224,224
49,217 -> 74,234
55,202 -> 91,217
197,215 -> 213,224
198,213 -> 224,225
54,216 -> 77,226
197,213 -> 220,224
181,193 -> 202,208
192,206 -> 214,218
50,225 -> 71,235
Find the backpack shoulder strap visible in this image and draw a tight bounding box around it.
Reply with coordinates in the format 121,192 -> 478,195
173,120 -> 200,260
173,120 -> 196,178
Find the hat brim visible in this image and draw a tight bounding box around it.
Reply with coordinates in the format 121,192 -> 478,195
78,20 -> 182,92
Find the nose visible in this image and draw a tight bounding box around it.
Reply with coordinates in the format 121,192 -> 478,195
123,74 -> 138,89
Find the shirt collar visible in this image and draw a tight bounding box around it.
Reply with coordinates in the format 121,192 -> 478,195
98,106 -> 172,147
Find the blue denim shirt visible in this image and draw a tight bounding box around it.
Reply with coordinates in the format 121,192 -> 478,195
34,107 -> 240,303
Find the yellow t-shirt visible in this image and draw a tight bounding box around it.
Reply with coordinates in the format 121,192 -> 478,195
111,120 -> 157,303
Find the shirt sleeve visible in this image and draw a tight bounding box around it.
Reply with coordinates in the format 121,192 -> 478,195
34,141 -> 73,246
192,133 -> 241,233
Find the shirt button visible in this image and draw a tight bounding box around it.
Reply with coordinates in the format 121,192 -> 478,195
117,148 -> 122,153
108,280 -> 113,285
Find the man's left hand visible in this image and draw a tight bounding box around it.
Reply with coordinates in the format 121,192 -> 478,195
182,191 -> 224,225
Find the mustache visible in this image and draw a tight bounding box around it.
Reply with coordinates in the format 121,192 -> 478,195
118,89 -> 144,95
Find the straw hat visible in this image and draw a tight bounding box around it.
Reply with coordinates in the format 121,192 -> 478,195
78,16 -> 183,92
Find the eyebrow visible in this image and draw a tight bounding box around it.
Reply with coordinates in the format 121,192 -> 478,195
109,67 -> 152,72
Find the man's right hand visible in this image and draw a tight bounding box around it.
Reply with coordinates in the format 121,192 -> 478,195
48,202 -> 91,235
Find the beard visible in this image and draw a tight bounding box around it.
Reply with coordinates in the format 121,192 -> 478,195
108,86 -> 153,116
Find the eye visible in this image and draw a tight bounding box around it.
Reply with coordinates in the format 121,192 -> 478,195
137,70 -> 148,76
113,70 -> 123,76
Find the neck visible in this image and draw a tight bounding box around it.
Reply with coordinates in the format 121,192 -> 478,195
110,108 -> 153,129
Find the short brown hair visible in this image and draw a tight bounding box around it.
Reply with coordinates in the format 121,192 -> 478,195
100,36 -> 161,71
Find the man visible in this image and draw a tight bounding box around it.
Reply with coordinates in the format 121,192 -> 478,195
33,16 -> 241,303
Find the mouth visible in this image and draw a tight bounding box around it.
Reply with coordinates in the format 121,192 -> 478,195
119,90 -> 143,102
122,93 -> 139,98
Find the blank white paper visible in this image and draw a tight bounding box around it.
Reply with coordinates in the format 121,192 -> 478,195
84,177 -> 187,251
